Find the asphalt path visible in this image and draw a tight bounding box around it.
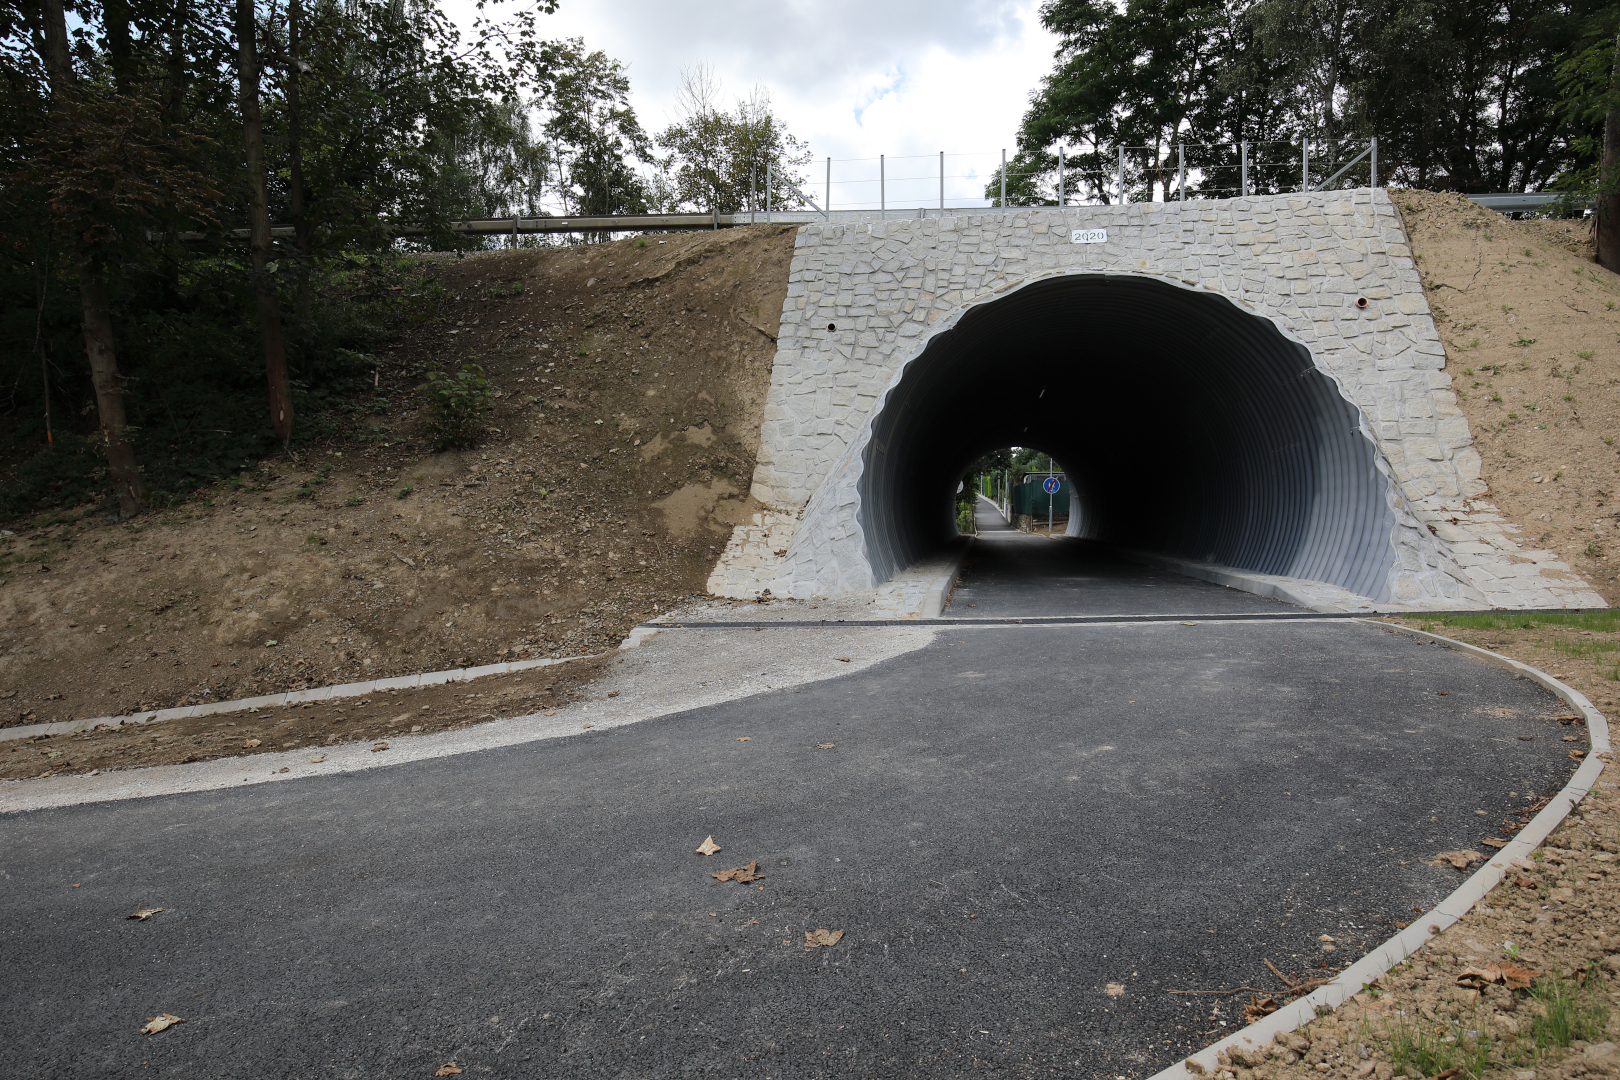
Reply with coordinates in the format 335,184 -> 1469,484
952,502 -> 1295,618
3,617 -> 1578,1079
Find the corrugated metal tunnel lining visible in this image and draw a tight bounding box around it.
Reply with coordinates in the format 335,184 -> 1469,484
857,274 -> 1398,600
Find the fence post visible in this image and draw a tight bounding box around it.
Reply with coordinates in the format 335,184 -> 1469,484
1241,140 -> 1248,197
880,154 -> 886,220
750,167 -> 756,225
1058,145 -> 1065,205
1302,138 -> 1309,192
1370,136 -> 1378,188
766,160 -> 773,221
1000,148 -> 1007,208
1177,143 -> 1186,200
939,151 -> 944,213
826,156 -> 831,216
1117,145 -> 1125,203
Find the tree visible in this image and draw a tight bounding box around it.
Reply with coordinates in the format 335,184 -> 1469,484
20,0 -> 215,515
238,0 -> 293,448
1005,0 -> 1235,204
1007,0 -> 1609,200
655,65 -> 811,214
538,40 -> 655,217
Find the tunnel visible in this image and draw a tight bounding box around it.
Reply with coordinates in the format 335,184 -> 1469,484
856,274 -> 1399,601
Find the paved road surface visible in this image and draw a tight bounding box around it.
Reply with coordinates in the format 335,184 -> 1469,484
4,616 -> 1575,1078
952,501 -> 1293,618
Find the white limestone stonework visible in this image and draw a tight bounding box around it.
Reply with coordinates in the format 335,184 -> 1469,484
706,190 -> 1605,611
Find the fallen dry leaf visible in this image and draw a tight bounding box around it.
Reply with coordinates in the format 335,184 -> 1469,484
735,736 -> 751,742
1457,964 -> 1504,988
835,657 -> 851,662
309,754 -> 326,764
242,739 -> 262,748
371,742 -> 389,752
1570,749 -> 1587,760
435,1064 -> 464,1076
1105,982 -> 1126,997
140,1014 -> 183,1034
1501,963 -> 1537,989
1432,850 -> 1484,871
816,743 -> 835,750
695,836 -> 721,856
1480,837 -> 1508,849
127,908 -> 163,921
712,861 -> 764,883
1244,995 -> 1281,1022
804,927 -> 844,949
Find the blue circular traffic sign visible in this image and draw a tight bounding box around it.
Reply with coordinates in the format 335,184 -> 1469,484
1042,476 -> 1061,494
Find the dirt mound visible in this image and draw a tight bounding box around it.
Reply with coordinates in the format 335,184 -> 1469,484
1394,190 -> 1620,604
0,224 -> 798,748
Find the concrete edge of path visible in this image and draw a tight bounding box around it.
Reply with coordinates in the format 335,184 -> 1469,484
1151,620 -> 1612,1080
1113,549 -> 1505,615
0,624 -> 939,814
0,654 -> 600,746
922,537 -> 975,618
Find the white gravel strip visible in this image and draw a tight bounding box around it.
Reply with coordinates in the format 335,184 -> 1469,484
0,624 -> 936,814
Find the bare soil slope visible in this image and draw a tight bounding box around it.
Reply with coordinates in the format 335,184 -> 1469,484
0,224 -> 798,746
1396,190 -> 1620,603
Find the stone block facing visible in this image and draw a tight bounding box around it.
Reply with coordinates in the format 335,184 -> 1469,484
709,191 -> 1604,610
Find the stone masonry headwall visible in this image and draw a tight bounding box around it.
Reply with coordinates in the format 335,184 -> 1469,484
707,190 -> 1605,611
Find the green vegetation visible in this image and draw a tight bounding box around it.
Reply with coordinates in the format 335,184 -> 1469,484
0,0 -> 810,524
1527,969 -> 1611,1051
1407,610 -> 1620,633
417,364 -> 495,451
990,0 -> 1615,206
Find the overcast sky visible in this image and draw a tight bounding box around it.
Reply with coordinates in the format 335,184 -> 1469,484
447,0 -> 1060,210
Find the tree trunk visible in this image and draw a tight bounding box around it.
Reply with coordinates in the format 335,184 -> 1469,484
236,0 -> 294,448
1598,30 -> 1620,275
40,0 -> 145,514
287,0 -> 313,318
80,263 -> 145,515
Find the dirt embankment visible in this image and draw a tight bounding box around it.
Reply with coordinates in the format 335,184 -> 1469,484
1396,191 -> 1620,603
0,224 -> 799,750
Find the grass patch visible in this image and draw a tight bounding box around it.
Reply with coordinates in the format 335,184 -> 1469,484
1385,1012 -> 1494,1079
1526,969 -> 1610,1053
1406,610 -> 1620,633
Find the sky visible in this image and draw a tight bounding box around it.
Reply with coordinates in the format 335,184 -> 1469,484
446,0 -> 1062,210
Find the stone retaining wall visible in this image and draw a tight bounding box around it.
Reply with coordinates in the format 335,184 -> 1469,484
708,190 -> 1604,610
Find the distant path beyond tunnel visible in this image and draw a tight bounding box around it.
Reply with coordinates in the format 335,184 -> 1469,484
949,497 -> 1298,619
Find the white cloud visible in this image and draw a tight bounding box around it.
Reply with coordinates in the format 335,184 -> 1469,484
448,0 -> 1059,208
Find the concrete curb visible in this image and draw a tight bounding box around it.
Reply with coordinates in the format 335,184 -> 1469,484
0,653 -> 597,745
1116,548 -> 1407,613
921,537 -> 975,619
1149,619 -> 1611,1080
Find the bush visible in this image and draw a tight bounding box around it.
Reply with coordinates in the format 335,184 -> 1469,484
417,363 -> 493,451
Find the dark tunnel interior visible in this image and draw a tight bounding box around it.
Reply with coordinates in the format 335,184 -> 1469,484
857,275 -> 1399,601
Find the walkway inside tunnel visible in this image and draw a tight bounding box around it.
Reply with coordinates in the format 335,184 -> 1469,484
857,274 -> 1399,605
948,496 -> 1299,618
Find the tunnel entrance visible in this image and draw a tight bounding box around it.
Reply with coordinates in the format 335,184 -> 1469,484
857,274 -> 1398,602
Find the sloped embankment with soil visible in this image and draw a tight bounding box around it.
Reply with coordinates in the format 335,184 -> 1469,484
0,225 -> 799,767
1396,191 -> 1620,605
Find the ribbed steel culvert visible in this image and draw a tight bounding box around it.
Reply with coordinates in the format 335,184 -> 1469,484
857,275 -> 1397,601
